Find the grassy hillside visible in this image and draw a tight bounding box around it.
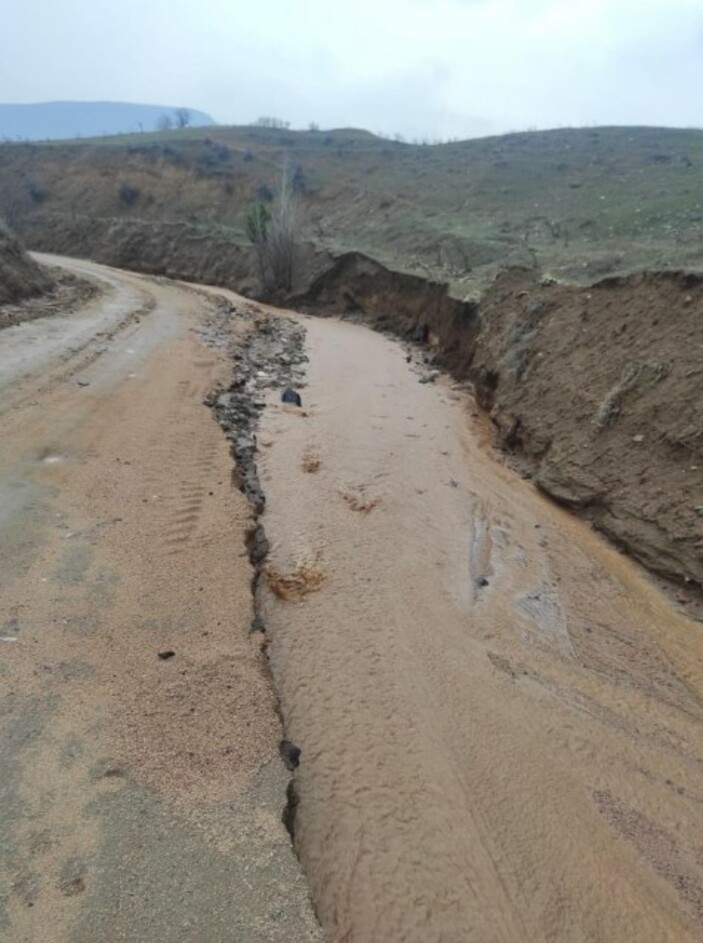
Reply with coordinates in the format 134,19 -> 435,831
2,124 -> 703,293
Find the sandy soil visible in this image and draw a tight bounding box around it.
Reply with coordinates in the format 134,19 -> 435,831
0,257 -> 320,942
259,314 -> 703,942
3,254 -> 702,943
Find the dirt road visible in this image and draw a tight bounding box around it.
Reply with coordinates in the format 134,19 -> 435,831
2,257 -> 702,943
0,257 -> 320,942
259,316 -> 703,942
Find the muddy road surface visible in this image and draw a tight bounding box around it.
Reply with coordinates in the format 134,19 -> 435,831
0,256 -> 320,943
2,257 -> 702,943
259,316 -> 703,942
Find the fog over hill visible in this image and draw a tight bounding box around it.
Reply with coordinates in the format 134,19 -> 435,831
0,101 -> 216,141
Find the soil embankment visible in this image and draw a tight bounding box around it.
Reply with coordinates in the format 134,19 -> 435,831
298,255 -> 703,596
19,212 -> 333,297
0,220 -> 53,305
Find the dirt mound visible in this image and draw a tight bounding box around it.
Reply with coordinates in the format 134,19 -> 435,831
300,255 -> 703,596
0,219 -> 53,304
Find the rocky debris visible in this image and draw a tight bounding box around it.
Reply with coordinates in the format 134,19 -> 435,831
419,370 -> 439,384
280,740 -> 301,771
209,310 -> 307,514
282,779 -> 299,839
206,303 -> 311,821
246,524 -> 270,567
282,387 -> 303,407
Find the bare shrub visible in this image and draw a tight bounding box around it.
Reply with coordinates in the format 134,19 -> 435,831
117,183 -> 140,207
175,108 -> 191,129
245,163 -> 299,292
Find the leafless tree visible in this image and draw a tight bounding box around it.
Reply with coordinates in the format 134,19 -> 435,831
175,108 -> 191,129
245,162 -> 299,293
157,114 -> 174,132
267,163 -> 298,291
255,116 -> 290,130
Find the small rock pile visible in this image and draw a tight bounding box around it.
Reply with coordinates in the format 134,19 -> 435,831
209,311 -> 307,513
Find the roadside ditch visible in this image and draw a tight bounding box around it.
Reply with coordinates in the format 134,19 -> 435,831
203,296 -> 310,845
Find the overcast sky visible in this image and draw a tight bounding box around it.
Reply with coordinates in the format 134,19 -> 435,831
2,0 -> 702,138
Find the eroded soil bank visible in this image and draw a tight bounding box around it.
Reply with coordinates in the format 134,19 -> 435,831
258,312 -> 703,942
298,257 -> 703,598
0,220 -> 53,305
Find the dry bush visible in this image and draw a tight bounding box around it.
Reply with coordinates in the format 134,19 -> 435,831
265,563 -> 326,600
301,450 -> 321,473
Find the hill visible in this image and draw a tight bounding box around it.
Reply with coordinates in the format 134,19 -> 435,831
0,101 -> 215,142
0,124 -> 702,293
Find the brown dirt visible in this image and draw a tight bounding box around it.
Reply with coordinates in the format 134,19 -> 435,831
0,256 -> 321,942
471,268 -> 703,595
340,490 -> 381,513
259,311 -> 703,942
298,256 -> 703,601
265,563 -> 327,601
301,450 -> 322,474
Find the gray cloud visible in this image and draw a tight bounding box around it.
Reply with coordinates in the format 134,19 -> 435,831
1,0 -> 701,137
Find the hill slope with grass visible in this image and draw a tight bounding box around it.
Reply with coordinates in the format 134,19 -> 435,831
1,124 -> 703,293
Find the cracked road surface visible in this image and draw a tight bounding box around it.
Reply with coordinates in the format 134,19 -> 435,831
0,256 -> 320,943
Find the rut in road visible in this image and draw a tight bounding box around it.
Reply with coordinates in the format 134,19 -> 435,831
258,313 -> 703,942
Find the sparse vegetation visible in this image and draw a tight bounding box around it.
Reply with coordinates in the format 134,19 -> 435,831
3,124 -> 703,291
256,117 -> 290,129
117,183 -> 140,207
26,180 -> 48,204
175,108 -> 191,129
245,165 -> 299,292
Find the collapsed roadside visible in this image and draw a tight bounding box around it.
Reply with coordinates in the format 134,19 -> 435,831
295,256 -> 703,606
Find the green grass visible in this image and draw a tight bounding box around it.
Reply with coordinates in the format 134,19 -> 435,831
2,124 -> 703,293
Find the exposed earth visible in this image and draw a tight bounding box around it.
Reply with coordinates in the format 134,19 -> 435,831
0,221 -> 53,305
1,255 -> 701,941
0,256 -> 321,943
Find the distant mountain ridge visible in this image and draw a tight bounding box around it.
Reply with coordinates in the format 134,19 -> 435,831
0,101 -> 216,141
